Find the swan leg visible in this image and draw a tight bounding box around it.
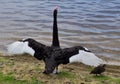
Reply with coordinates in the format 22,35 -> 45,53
56,66 -> 59,74
53,66 -> 59,74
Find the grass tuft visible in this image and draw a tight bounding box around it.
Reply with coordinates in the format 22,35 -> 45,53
59,71 -> 76,78
31,77 -> 44,84
92,75 -> 110,81
112,78 -> 120,84
116,79 -> 120,84
0,72 -> 44,84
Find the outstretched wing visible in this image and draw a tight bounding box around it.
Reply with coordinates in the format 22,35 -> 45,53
7,41 -> 34,55
7,38 -> 46,58
69,50 -> 103,66
55,46 -> 103,67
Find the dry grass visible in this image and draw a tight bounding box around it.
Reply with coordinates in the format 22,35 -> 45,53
0,54 -> 120,84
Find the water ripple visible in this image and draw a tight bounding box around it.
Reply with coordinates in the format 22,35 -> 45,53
0,0 -> 120,60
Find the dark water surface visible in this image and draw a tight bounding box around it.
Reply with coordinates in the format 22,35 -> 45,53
0,0 -> 120,60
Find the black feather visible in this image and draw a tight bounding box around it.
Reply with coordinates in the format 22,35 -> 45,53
23,38 -> 47,60
43,46 -> 90,74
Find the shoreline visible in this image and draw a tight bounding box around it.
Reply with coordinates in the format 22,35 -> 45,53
1,52 -> 120,66
0,54 -> 120,84
100,56 -> 120,66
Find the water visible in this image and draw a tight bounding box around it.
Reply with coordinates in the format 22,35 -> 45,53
0,0 -> 120,60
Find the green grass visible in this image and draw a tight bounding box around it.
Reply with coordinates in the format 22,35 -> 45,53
111,78 -> 120,84
0,72 -> 44,84
93,75 -> 120,84
1,71 -> 119,84
85,75 -> 120,84
31,77 -> 44,84
34,65 -> 42,71
0,72 -> 23,84
0,57 -> 10,62
92,75 -> 110,81
116,79 -> 120,84
58,71 -> 76,78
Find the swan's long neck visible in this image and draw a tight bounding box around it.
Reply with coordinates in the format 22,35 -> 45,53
52,9 -> 60,47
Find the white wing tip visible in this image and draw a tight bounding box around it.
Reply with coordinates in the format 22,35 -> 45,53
70,50 -> 104,67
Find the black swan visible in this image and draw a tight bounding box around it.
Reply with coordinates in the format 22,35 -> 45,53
39,8 -> 104,74
7,7 -> 104,74
43,46 -> 104,74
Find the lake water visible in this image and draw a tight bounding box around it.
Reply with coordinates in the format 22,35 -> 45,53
0,0 -> 120,60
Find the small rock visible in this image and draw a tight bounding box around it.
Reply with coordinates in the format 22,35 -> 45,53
64,81 -> 73,84
10,58 -> 14,60
38,71 -> 42,73
44,80 -> 48,83
85,79 -> 92,82
80,75 -> 84,79
8,62 -> 14,66
0,65 -> 3,68
81,83 -> 85,84
113,74 -> 120,77
28,69 -> 33,73
38,64 -> 41,66
101,81 -> 105,83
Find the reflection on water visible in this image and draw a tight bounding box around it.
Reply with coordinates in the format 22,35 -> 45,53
0,0 -> 120,60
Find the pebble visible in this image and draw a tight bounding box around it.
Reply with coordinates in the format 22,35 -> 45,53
44,80 -> 48,83
10,58 -> 14,60
85,79 -> 92,82
80,75 -> 84,79
81,83 -> 85,84
64,81 -> 73,84
0,65 -> 3,68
